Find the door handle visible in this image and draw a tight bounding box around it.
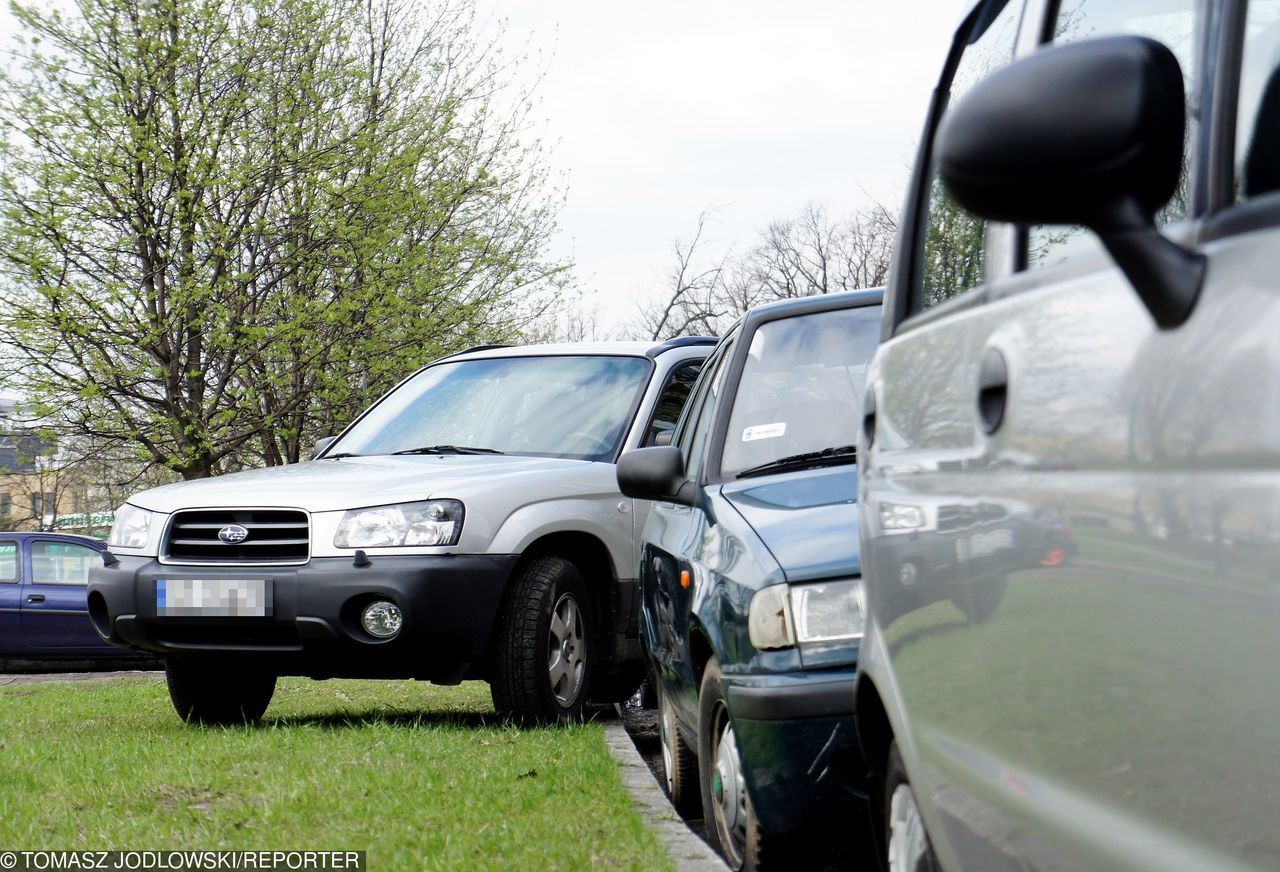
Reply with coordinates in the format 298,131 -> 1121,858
978,347 -> 1009,434
862,388 -> 877,448
26,594 -> 45,603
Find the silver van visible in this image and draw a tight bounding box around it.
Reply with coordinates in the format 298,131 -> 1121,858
856,1 -> 1280,870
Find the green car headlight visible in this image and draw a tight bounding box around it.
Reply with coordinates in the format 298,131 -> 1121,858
748,578 -> 865,650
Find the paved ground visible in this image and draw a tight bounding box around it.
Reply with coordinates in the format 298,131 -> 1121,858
615,697 -> 872,871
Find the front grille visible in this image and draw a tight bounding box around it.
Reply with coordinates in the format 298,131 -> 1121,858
165,509 -> 309,563
937,503 -> 1008,533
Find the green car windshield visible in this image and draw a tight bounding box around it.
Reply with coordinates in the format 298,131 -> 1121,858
333,355 -> 653,462
720,305 -> 881,479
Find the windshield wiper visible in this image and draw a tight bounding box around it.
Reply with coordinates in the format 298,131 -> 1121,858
735,445 -> 857,479
391,445 -> 505,456
322,452 -> 363,460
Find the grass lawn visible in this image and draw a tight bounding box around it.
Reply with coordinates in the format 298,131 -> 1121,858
0,677 -> 669,870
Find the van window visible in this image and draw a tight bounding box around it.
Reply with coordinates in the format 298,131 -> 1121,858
1028,0 -> 1204,267
1236,1 -> 1280,200
917,0 -> 1024,313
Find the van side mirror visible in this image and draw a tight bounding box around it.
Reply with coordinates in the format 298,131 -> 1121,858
312,436 -> 337,459
937,35 -> 1205,329
617,447 -> 694,506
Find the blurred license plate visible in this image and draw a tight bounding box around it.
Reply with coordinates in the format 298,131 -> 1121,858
156,579 -> 272,617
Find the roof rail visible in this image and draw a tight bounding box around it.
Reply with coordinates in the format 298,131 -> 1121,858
450,343 -> 510,357
645,335 -> 719,358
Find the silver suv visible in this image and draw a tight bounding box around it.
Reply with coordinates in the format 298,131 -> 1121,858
856,1 -> 1280,870
88,340 -> 711,725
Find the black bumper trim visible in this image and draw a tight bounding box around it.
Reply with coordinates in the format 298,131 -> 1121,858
89,553 -> 519,678
727,675 -> 855,721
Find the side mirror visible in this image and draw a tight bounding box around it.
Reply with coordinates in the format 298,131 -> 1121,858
617,446 -> 694,506
938,35 -> 1205,329
312,436 -> 337,459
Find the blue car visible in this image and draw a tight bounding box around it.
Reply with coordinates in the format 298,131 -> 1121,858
617,289 -> 881,869
0,532 -> 155,669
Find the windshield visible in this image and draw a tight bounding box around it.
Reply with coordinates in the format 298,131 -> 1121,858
332,355 -> 653,461
719,304 -> 881,479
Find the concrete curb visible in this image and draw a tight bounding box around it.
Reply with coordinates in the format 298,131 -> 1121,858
603,720 -> 729,872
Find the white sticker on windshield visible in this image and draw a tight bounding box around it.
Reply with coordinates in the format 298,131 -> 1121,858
742,422 -> 786,442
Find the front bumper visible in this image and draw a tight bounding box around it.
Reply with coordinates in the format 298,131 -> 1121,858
725,669 -> 868,835
87,554 -> 518,681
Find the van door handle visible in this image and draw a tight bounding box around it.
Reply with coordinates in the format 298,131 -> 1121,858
26,594 -> 45,603
862,389 -> 877,448
978,348 -> 1009,434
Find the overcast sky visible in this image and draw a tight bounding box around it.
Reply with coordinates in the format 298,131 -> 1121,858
472,0 -> 975,334
0,0 -> 976,340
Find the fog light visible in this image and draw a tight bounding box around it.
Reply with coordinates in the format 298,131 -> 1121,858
361,601 -> 402,638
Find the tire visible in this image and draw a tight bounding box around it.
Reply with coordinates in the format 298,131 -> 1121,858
491,556 -> 593,724
698,657 -> 796,870
884,741 -> 940,872
658,680 -> 700,816
165,656 -> 276,726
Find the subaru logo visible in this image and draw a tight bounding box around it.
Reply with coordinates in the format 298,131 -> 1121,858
218,524 -> 249,544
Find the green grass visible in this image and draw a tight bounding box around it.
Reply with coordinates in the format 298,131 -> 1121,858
0,678 -> 669,871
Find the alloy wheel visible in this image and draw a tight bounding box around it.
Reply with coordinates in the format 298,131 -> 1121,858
547,591 -> 585,706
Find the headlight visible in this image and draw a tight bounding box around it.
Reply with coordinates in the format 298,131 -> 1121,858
880,502 -> 925,532
748,579 -> 865,650
792,579 -> 865,644
748,584 -> 795,650
108,503 -> 154,549
334,500 -> 464,548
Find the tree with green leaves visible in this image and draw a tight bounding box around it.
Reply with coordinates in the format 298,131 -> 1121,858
0,0 -> 566,478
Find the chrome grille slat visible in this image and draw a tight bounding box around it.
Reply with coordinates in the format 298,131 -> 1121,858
164,509 -> 310,563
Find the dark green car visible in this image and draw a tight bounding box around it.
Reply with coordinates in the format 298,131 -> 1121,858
617,289 -> 881,870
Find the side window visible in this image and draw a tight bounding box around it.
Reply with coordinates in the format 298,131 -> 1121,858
1236,1 -> 1280,200
644,361 -> 704,446
0,541 -> 17,583
30,541 -> 97,586
679,337 -> 736,481
1029,0 -> 1204,266
917,0 -> 1024,313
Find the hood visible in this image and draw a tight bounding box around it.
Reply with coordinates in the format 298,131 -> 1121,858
128,454 -> 598,514
721,465 -> 860,583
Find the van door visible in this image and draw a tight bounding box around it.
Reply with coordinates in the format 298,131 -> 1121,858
865,1 -> 1280,870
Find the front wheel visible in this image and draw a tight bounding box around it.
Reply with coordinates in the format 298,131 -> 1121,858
491,556 -> 593,724
698,658 -> 795,870
165,656 -> 276,726
885,741 -> 940,872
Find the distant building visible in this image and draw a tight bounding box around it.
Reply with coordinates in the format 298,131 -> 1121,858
0,396 -> 79,532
